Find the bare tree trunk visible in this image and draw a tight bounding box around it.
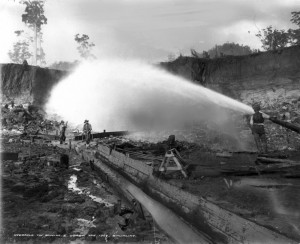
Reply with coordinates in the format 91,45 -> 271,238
38,32 -> 41,66
33,23 -> 37,66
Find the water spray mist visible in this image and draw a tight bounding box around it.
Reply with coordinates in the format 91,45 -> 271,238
46,59 -> 253,132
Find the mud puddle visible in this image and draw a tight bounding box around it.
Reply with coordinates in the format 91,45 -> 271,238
228,176 -> 300,241
68,174 -> 113,207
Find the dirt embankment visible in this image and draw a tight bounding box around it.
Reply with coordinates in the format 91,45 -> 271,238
160,46 -> 300,99
160,46 -> 300,151
0,64 -> 67,106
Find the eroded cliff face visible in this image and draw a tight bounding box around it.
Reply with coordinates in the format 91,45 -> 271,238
161,46 -> 300,106
0,63 -> 67,107
161,46 -> 300,151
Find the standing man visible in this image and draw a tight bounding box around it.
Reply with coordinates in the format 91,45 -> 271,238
281,105 -> 292,144
250,103 -> 270,154
83,120 -> 92,144
59,120 -> 67,144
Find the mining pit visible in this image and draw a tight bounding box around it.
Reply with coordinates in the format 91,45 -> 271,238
1,47 -> 300,243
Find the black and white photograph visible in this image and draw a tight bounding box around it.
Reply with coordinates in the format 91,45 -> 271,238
0,0 -> 300,243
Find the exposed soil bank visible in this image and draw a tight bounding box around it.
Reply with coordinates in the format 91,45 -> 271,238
160,46 -> 300,100
1,63 -> 67,106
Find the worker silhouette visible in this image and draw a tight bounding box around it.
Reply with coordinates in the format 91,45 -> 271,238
83,120 -> 92,144
250,103 -> 270,154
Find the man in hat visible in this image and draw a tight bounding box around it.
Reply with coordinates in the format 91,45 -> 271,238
59,120 -> 67,144
83,120 -> 92,144
250,103 -> 270,154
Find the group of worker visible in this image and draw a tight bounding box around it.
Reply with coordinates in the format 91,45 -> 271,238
56,102 -> 291,154
58,119 -> 92,145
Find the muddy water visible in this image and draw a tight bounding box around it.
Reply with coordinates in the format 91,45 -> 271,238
68,174 -> 113,207
66,170 -> 171,243
92,159 -> 211,243
67,173 -> 124,237
126,183 -> 211,244
88,154 -> 210,243
233,177 -> 300,240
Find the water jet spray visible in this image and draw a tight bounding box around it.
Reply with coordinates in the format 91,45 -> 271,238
46,59 -> 253,133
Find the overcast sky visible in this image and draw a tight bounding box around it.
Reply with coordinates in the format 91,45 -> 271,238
0,0 -> 299,65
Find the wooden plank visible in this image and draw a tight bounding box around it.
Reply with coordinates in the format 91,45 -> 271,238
74,131 -> 129,141
257,157 -> 300,165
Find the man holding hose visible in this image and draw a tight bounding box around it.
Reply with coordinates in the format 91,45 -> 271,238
250,103 -> 270,154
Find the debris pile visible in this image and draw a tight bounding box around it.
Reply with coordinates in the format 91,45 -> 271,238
97,135 -> 200,157
1,102 -> 60,138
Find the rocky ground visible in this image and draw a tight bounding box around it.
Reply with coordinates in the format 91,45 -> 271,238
1,136 -> 170,244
